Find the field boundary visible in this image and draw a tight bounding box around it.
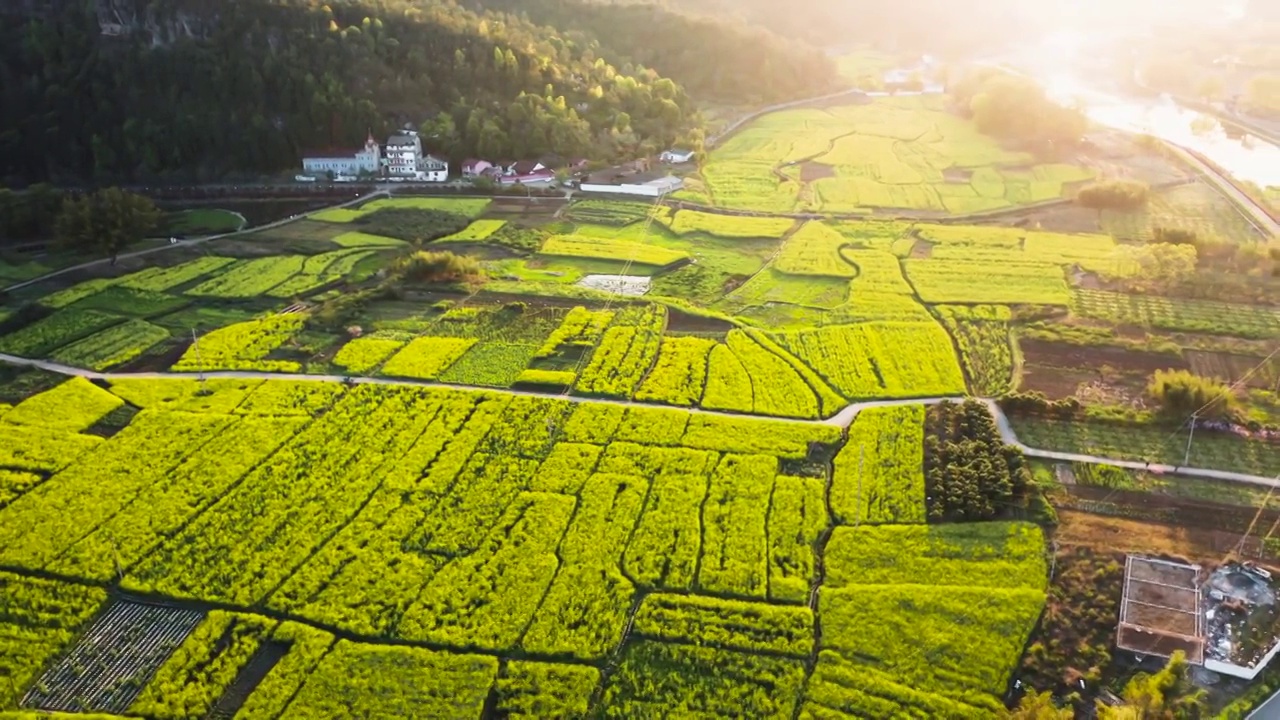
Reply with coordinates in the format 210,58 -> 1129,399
2,352 -> 1276,491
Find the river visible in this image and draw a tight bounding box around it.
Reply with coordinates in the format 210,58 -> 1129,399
998,29 -> 1280,192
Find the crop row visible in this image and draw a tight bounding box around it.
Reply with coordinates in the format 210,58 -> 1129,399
267,391 -> 490,635
904,258 -> 1071,305
536,306 -> 615,357
540,234 -> 688,267
563,199 -> 655,226
934,304 -> 1014,396
125,386 -> 457,606
184,249 -> 374,299
379,336 -> 475,379
632,592 -> 814,656
774,222 -> 857,278
1071,288 -> 1280,338
438,341 -> 540,388
0,572 -> 108,708
0,307 -> 121,357
0,408 -> 235,571
0,470 -> 41,510
331,335 -> 405,374
830,405 -> 926,524
171,314 -> 306,372
634,336 -> 717,406
661,209 -> 794,239
437,218 -> 507,242
50,319 -> 170,370
575,305 -> 665,397
777,321 -> 966,400
3,376 -> 123,432
129,611 -> 276,719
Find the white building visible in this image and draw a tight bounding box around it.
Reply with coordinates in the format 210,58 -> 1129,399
580,175 -> 682,197
302,133 -> 381,177
385,132 -> 422,178
419,154 -> 448,182
660,149 -> 696,164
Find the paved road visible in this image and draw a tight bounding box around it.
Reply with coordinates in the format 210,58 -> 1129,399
1,191 -> 388,294
3,352 -> 1276,490
1162,143 -> 1280,238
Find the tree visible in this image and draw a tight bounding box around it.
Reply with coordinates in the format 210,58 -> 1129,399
1076,180 -> 1151,213
1003,691 -> 1074,719
54,188 -> 160,264
1097,651 -> 1206,719
1113,243 -> 1197,288
1147,369 -> 1238,421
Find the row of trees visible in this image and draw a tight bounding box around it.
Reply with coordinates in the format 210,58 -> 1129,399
923,399 -> 1031,522
0,0 -> 844,184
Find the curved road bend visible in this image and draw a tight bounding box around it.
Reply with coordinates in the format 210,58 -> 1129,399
2,191 -> 389,294
2,352 -> 1275,490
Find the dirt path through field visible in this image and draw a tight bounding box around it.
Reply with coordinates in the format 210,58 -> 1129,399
2,351 -> 1275,491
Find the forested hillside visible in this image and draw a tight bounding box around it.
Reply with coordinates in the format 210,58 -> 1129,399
0,0 -> 836,184
458,0 -> 838,103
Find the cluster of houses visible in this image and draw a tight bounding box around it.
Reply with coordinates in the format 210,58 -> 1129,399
300,131 -> 448,182
460,158 -> 578,185
299,129 -> 696,197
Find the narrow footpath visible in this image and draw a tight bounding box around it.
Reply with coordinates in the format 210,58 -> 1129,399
2,191 -> 389,294
2,352 -> 1274,490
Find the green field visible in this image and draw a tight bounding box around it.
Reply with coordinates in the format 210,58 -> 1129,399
0,118 -> 1276,715
696,95 -> 1094,214
0,379 -> 1043,717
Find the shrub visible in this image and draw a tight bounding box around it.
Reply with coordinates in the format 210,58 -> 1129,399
1147,369 -> 1238,420
353,208 -> 470,243
1075,180 -> 1150,211
391,251 -> 484,284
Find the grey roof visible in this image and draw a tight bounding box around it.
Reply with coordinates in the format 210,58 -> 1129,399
387,134 -> 419,146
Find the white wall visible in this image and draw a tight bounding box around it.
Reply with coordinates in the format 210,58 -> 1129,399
1206,639 -> 1280,680
580,179 -> 682,197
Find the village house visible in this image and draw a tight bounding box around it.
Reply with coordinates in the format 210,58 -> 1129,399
384,132 -> 422,178
461,159 -> 493,177
659,149 -> 696,164
301,132 -> 381,177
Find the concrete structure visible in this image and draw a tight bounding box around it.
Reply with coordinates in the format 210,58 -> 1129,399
1116,556 -> 1205,664
302,133 -> 381,177
385,132 -> 423,178
498,168 -> 555,186
580,174 -> 682,197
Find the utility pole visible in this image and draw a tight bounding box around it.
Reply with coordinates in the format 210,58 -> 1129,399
1183,412 -> 1198,467
191,328 -> 207,391
854,445 -> 865,527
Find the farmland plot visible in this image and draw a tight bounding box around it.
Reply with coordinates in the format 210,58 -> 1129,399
0,378 -> 1050,717
698,96 -> 1092,214
831,406 -> 926,524
935,304 -> 1014,396
777,321 -> 966,399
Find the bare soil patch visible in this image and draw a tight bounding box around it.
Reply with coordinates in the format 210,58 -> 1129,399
800,162 -> 836,183
942,167 -> 973,183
